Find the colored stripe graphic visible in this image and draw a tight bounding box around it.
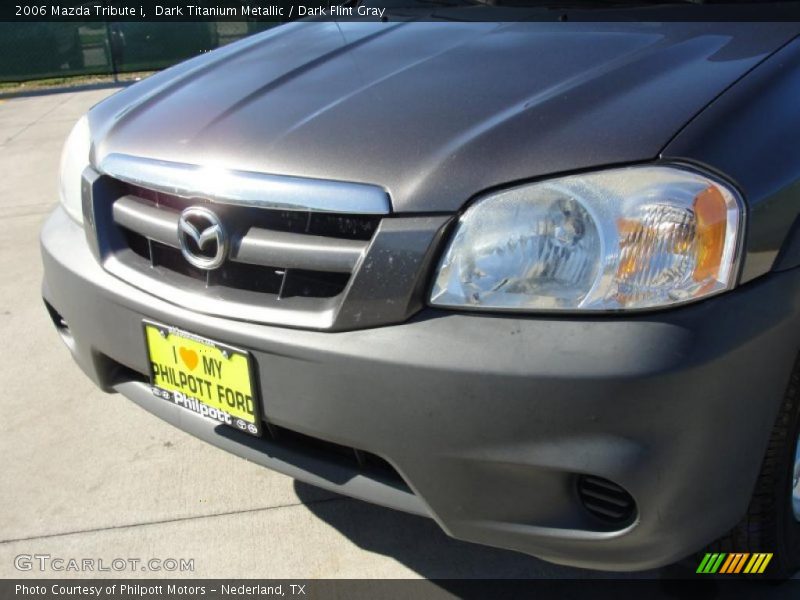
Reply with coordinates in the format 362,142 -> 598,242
696,553 -> 713,573
719,553 -> 747,573
712,553 -> 726,573
744,554 -> 759,574
697,553 -> 727,573
743,553 -> 773,574
698,552 -> 773,574
733,553 -> 750,574
758,554 -> 773,573
718,554 -> 736,574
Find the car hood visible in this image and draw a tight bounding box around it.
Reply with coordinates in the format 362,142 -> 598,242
90,21 -> 799,213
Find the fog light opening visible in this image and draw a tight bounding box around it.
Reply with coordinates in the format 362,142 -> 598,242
44,300 -> 75,349
576,475 -> 637,527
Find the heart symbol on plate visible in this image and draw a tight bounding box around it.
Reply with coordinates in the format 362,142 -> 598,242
179,347 -> 199,371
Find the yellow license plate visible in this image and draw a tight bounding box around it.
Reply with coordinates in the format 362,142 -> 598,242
143,321 -> 261,437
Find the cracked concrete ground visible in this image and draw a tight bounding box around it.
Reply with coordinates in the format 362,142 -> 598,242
0,88 -> 639,581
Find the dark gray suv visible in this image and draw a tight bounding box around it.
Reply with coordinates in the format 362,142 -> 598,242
41,20 -> 800,576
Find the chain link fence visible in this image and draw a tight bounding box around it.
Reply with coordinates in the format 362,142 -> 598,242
0,22 -> 277,83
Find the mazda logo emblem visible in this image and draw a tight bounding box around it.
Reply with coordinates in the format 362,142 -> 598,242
177,206 -> 228,270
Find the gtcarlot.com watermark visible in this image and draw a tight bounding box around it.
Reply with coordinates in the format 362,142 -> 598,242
14,554 -> 194,573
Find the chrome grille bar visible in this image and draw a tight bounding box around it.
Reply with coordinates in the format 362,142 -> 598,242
235,228 -> 365,273
100,153 -> 391,214
113,195 -> 180,248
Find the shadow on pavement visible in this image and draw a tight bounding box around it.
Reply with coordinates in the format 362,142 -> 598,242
293,480 -> 615,580
293,481 -> 767,597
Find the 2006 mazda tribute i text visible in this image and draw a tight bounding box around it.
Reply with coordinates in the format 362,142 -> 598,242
40,17 -> 800,576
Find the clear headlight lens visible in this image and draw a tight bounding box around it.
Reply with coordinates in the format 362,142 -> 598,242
58,115 -> 91,224
430,166 -> 742,311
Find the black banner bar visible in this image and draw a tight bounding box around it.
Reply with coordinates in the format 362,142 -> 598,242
4,0 -> 800,22
2,579 -> 798,600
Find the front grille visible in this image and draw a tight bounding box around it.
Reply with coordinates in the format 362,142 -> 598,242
576,475 -> 637,525
125,229 -> 351,299
115,186 -> 375,300
86,155 -> 452,331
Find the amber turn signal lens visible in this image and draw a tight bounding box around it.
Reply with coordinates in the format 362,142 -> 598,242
693,185 -> 728,285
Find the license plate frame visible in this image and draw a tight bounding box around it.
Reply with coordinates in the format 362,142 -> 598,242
142,320 -> 262,437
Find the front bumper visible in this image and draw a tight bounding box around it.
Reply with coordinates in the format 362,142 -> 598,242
41,206 -> 800,571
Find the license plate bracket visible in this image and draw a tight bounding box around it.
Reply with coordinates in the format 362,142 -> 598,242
143,320 -> 261,437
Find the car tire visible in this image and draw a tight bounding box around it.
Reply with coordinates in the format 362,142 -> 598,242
704,354 -> 800,579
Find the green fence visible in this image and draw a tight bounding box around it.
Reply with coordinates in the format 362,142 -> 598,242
0,22 -> 276,83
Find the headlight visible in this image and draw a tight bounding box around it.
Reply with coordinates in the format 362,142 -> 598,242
430,165 -> 743,311
58,115 -> 91,224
